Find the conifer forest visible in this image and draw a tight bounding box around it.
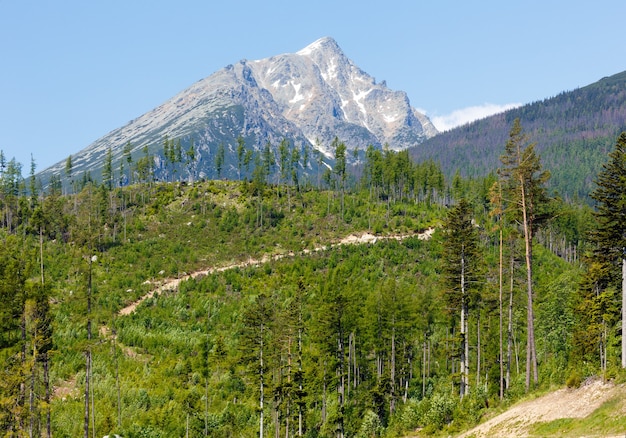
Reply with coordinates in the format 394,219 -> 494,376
1,122 -> 625,437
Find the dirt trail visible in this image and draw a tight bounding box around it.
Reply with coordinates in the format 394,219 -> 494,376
456,378 -> 626,438
118,228 -> 434,317
53,230 -> 434,400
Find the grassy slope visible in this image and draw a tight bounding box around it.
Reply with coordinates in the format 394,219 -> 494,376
44,180 -> 601,437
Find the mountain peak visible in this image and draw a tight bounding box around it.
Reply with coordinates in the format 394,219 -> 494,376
297,37 -> 343,57
38,37 -> 437,184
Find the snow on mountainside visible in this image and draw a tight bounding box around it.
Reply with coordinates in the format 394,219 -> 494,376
38,37 -> 437,183
251,37 -> 438,155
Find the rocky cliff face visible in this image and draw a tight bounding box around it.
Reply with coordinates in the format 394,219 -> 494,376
250,37 -> 437,155
39,37 -> 437,183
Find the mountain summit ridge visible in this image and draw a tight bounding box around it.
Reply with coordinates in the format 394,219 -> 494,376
39,37 -> 437,183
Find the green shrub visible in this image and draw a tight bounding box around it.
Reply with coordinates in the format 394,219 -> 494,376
566,369 -> 582,388
424,392 -> 456,430
356,410 -> 383,437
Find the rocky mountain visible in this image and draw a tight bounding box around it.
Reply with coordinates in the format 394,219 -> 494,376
410,70 -> 626,200
38,37 -> 437,185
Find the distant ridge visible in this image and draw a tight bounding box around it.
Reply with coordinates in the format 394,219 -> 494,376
411,70 -> 626,200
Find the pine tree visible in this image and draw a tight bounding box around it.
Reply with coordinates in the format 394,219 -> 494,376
589,132 -> 626,368
215,143 -> 225,179
102,147 -> 113,190
333,138 -> 347,221
186,138 -> 196,184
64,155 -> 73,195
29,155 -> 37,203
123,141 -> 133,185
244,149 -> 254,181
242,293 -> 275,438
500,118 -> 550,390
263,141 -> 274,185
279,138 -> 291,186
163,135 -> 172,181
489,180 -> 505,399
442,198 -> 480,398
236,136 -> 246,181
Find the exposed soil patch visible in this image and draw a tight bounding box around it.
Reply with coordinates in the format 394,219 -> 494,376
457,378 -> 626,438
52,377 -> 78,400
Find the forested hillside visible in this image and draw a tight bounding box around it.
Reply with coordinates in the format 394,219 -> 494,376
1,128 -> 625,437
412,70 -> 626,201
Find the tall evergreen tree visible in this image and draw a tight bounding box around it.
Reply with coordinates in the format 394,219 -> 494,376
442,198 -> 480,398
279,138 -> 291,187
263,141 -> 274,185
29,155 -> 37,202
242,293 -> 275,438
589,132 -> 626,368
122,141 -> 133,185
489,180 -> 505,400
236,136 -> 246,181
215,143 -> 225,179
500,118 -> 550,391
186,138 -> 196,183
64,155 -> 73,194
333,137 -> 347,221
102,147 -> 113,190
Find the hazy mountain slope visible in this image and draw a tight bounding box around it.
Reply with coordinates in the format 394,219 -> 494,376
37,37 -> 436,185
412,70 -> 626,200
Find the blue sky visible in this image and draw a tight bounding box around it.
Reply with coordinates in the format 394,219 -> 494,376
2,0 -> 626,172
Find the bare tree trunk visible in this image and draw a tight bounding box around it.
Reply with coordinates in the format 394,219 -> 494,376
347,333 -> 352,401
84,350 -> 90,438
286,338 -> 292,438
30,342 -> 37,438
39,225 -> 51,437
426,339 -> 431,379
390,326 -> 396,414
507,252 -> 514,390
322,362 -> 327,425
260,326 -> 265,438
622,258 -> 626,368
460,247 -> 468,398
422,341 -> 427,398
205,377 -> 209,437
403,345 -> 410,403
353,333 -> 358,389
463,299 -> 470,395
337,329 -> 345,438
44,359 -> 50,438
520,181 -> 538,390
476,310 -> 481,389
113,328 -> 122,429
498,226 -> 504,400
19,301 -> 26,433
91,356 -> 96,438
85,255 -> 93,438
40,227 -> 44,286
298,318 -> 303,437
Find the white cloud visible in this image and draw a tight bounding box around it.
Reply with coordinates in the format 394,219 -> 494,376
430,103 -> 522,132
